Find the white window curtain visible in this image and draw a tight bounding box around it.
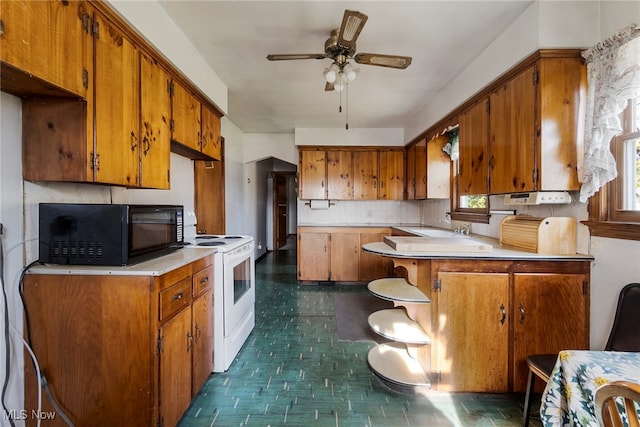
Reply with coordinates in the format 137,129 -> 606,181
579,24 -> 640,203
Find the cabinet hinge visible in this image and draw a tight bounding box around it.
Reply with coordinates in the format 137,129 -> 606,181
157,335 -> 164,354
80,9 -> 90,34
167,169 -> 171,184
583,280 -> 588,296
90,152 -> 100,171
486,98 -> 490,114
91,18 -> 99,39
82,69 -> 89,90
157,418 -> 164,427
169,118 -> 174,132
168,80 -> 174,96
532,68 -> 539,85
433,278 -> 441,292
0,19 -> 5,37
533,168 -> 539,185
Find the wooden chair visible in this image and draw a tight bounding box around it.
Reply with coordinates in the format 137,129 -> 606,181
522,283 -> 640,427
595,380 -> 640,427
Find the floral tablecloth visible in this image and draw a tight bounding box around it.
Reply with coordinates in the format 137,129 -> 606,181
540,350 -> 640,427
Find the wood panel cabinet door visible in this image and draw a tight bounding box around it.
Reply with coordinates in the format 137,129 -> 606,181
159,306 -> 193,427
93,11 -> 140,186
140,53 -> 171,189
414,139 -> 428,199
378,150 -> 404,200
171,80 -> 201,152
329,233 -> 360,281
359,232 -> 391,281
458,99 -> 489,196
192,291 -> 214,396
427,135 -> 452,199
327,150 -> 353,200
297,232 -> 330,280
436,272 -> 509,392
405,145 -> 416,200
512,272 -> 588,391
299,149 -> 326,199
194,142 -> 226,235
0,0 -> 89,97
489,66 -> 537,194
201,104 -> 222,160
353,150 -> 378,200
537,57 -> 585,191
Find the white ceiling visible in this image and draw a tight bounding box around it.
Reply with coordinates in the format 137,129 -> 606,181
158,1 -> 534,134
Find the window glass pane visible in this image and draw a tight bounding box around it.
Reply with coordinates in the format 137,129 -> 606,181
460,195 -> 487,209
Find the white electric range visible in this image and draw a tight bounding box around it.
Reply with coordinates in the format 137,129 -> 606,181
184,234 -> 255,372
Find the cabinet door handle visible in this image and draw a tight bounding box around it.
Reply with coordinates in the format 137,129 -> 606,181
171,291 -> 184,301
186,331 -> 193,352
499,304 -> 506,325
130,131 -> 138,151
195,323 -> 201,342
199,276 -> 209,285
519,304 -> 525,324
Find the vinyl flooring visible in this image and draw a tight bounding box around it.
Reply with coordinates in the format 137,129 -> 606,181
178,238 -> 544,427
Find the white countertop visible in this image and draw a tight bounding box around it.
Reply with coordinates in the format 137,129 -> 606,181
364,226 -> 593,261
27,247 -> 216,276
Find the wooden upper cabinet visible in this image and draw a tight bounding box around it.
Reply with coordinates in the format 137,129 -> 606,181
353,150 -> 378,200
201,104 -> 222,160
0,0 -> 90,97
405,145 -> 416,200
93,10 -> 140,187
194,140 -> 226,235
299,149 -> 327,199
427,135 -> 452,199
378,149 -> 405,200
171,80 -> 201,152
489,66 -> 537,194
414,139 -> 427,199
140,53 -> 171,189
327,150 -> 353,200
458,98 -> 490,196
488,56 -> 585,194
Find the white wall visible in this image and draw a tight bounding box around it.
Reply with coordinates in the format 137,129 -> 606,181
295,128 -> 403,147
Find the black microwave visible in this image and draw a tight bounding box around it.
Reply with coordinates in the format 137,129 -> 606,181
39,203 -> 184,266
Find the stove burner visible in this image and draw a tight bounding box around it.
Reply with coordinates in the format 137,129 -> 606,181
196,235 -> 221,239
197,241 -> 225,247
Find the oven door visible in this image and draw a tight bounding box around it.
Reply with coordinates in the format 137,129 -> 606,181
222,243 -> 255,342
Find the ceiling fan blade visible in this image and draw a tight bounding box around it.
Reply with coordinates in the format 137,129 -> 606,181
337,10 -> 368,49
354,53 -> 412,69
325,81 -> 335,91
266,53 -> 327,61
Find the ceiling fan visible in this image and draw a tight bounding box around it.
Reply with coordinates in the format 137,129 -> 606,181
266,10 -> 412,91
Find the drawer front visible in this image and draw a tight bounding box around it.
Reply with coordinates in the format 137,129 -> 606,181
193,265 -> 213,297
159,277 -> 192,322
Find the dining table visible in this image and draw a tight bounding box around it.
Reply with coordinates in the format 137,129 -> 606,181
540,350 -> 640,427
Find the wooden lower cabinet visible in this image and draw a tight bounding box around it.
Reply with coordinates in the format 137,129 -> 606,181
297,227 -> 391,282
23,255 -> 214,427
398,258 -> 589,392
436,271 -> 509,392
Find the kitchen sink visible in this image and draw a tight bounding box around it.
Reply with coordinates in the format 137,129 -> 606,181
408,228 -> 462,238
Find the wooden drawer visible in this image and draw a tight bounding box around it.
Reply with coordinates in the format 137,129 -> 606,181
193,265 -> 213,297
159,277 -> 192,322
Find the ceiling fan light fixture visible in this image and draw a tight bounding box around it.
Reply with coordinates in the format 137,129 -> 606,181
324,63 -> 340,83
343,62 -> 358,81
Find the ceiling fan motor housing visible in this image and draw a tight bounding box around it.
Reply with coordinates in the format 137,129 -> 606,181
325,30 -> 355,64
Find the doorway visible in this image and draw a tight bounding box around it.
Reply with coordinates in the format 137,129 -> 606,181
271,171 -> 296,250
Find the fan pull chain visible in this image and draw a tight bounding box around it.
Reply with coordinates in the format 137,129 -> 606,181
345,83 -> 349,130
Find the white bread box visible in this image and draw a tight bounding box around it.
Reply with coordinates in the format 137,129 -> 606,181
499,216 -> 576,254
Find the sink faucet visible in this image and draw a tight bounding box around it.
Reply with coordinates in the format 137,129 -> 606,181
454,223 -> 471,235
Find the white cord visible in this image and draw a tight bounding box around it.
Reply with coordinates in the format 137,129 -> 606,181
10,324 -> 41,427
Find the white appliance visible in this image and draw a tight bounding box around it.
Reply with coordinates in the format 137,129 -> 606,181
185,235 -> 255,372
504,191 -> 572,205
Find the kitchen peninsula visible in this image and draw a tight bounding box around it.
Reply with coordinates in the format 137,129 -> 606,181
361,226 -> 593,394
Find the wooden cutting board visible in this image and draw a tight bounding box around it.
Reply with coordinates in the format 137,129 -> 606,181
383,236 -> 493,253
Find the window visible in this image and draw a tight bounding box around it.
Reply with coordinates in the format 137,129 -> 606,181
586,97 -> 640,240
609,98 -> 640,221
